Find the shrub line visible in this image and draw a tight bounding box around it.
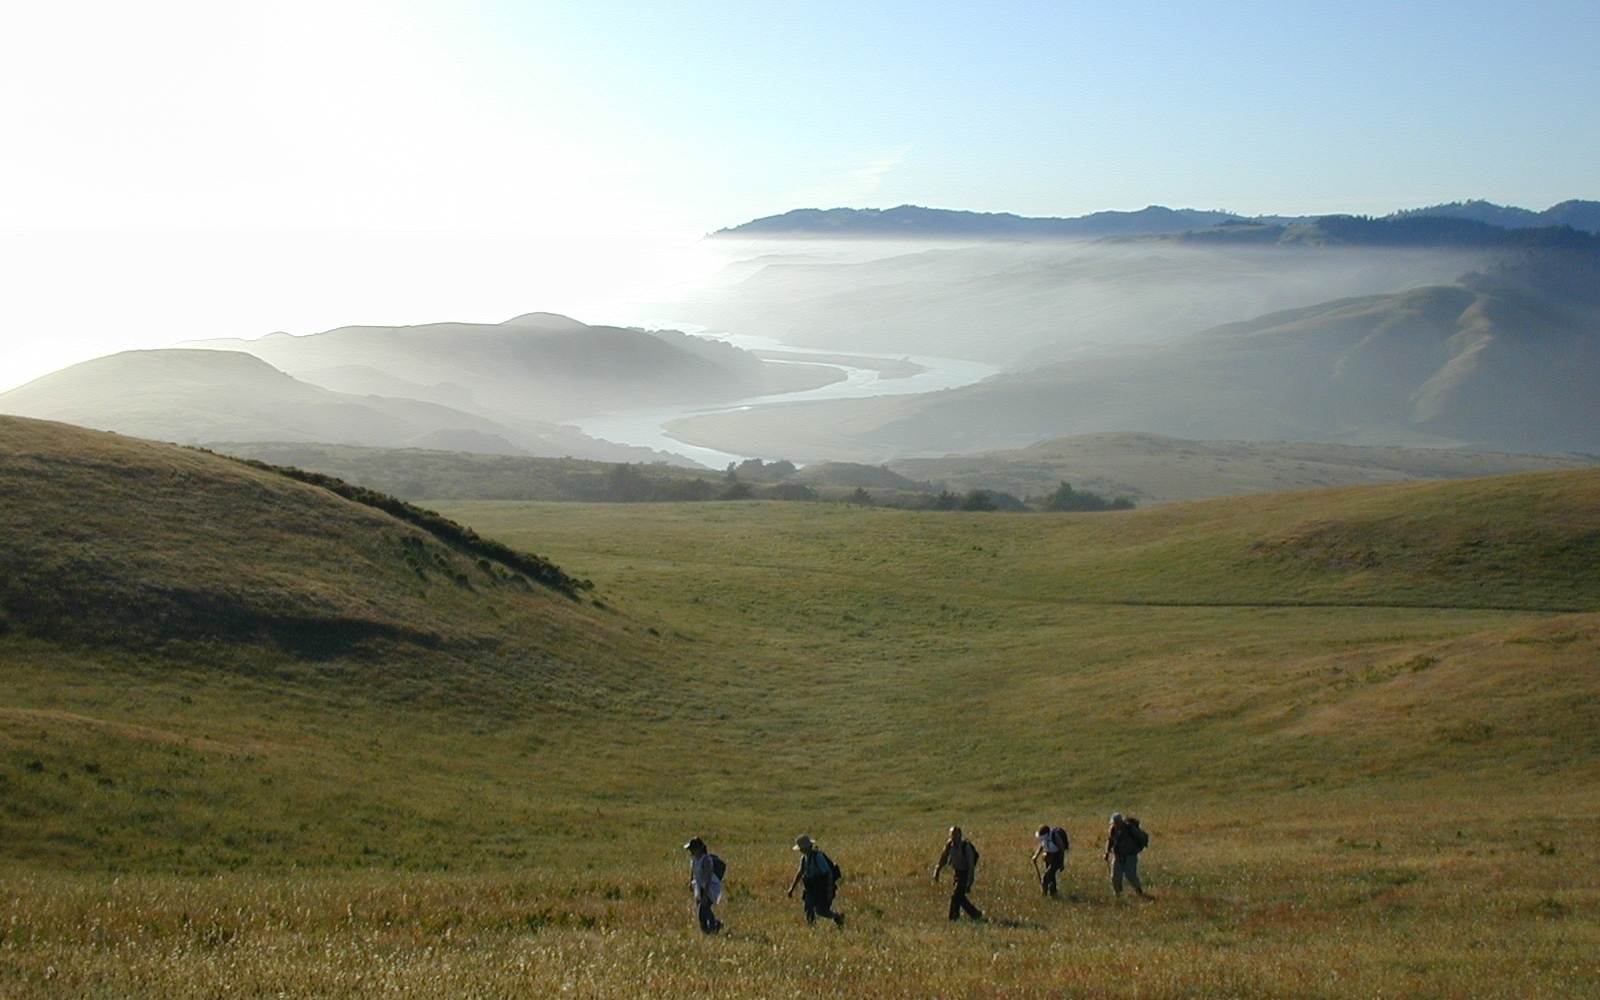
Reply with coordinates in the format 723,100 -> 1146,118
221,455 -> 592,598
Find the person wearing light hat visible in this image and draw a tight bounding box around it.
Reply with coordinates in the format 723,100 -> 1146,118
683,836 -> 724,933
1104,813 -> 1151,899
786,834 -> 845,926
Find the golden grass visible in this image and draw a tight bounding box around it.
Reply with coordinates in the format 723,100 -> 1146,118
3,801 -> 1596,999
3,420 -> 1599,995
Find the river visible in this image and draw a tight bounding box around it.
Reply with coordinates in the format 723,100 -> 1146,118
569,331 -> 999,468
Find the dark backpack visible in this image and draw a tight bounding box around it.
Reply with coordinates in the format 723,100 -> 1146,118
827,854 -> 843,883
1127,821 -> 1149,853
709,854 -> 727,880
1049,826 -> 1070,853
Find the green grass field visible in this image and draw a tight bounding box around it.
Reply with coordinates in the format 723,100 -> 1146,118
1,417 -> 1597,997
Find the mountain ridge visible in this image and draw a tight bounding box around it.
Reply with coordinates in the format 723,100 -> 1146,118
716,199 -> 1600,240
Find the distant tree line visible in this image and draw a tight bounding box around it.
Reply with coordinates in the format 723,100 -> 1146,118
211,445 -> 1136,514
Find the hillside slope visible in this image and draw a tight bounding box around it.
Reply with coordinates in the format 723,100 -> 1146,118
186,311 -> 840,422
888,432 -> 1600,504
670,250 -> 1600,457
3,414 -> 1599,880
0,416 -> 627,694
0,349 -> 668,462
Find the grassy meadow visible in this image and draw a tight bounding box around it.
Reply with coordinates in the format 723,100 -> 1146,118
2,418 -> 1598,997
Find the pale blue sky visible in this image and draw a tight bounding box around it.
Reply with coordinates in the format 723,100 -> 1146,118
2,0 -> 1597,233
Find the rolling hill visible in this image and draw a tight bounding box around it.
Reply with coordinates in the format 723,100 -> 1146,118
886,432 -> 1600,504
184,311 -> 841,423
0,348 -> 673,462
3,413 -> 1598,996
669,248 -> 1600,457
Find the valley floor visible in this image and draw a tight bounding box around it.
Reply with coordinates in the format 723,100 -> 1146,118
4,485 -> 1599,998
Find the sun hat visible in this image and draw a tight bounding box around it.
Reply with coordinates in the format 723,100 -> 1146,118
793,835 -> 815,851
1110,813 -> 1124,823
684,837 -> 706,852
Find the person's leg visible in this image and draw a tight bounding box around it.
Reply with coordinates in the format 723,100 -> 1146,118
808,889 -> 843,925
1111,856 -> 1125,895
1125,854 -> 1145,896
1044,854 -> 1062,896
803,891 -> 819,924
698,898 -> 717,932
955,874 -> 983,919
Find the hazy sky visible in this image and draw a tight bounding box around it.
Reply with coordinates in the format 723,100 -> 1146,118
3,0 -> 1597,234
2,1 -> 1598,390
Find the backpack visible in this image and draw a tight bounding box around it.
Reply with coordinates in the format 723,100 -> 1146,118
709,854 -> 727,880
1127,821 -> 1149,854
827,854 -> 843,883
1049,826 -> 1070,853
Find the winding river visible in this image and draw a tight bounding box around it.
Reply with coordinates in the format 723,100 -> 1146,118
570,332 -> 999,468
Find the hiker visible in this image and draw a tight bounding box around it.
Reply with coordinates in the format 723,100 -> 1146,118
1032,824 -> 1069,896
1103,813 -> 1151,899
932,826 -> 984,921
786,835 -> 845,926
684,836 -> 724,933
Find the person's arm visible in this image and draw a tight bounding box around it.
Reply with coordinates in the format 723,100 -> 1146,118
787,861 -> 804,897
932,843 -> 952,881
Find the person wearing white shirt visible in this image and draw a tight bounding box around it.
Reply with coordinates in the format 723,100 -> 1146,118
684,836 -> 724,933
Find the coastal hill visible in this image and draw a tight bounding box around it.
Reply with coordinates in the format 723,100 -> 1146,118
185,311 -> 840,423
667,246 -> 1600,458
0,348 -> 672,462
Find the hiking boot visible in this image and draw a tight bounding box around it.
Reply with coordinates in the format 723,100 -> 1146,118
833,913 -> 845,927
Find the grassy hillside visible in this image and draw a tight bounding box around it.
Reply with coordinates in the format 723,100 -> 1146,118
1,416 -> 1596,997
888,432 -> 1599,504
0,416 -> 690,870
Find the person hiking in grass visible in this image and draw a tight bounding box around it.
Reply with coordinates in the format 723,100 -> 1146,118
684,836 -> 724,933
786,834 -> 845,927
932,826 -> 984,921
1104,813 -> 1151,899
1032,824 -> 1069,897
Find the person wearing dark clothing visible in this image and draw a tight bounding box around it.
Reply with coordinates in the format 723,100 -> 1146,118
932,826 -> 984,921
1104,813 -> 1151,899
786,835 -> 845,926
1033,824 -> 1068,897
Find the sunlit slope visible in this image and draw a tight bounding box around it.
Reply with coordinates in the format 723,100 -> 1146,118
887,432 -> 1600,505
442,471 -> 1600,804
4,416 -> 1596,875
0,416 -> 636,697
0,416 -> 688,868
983,470 -> 1600,611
